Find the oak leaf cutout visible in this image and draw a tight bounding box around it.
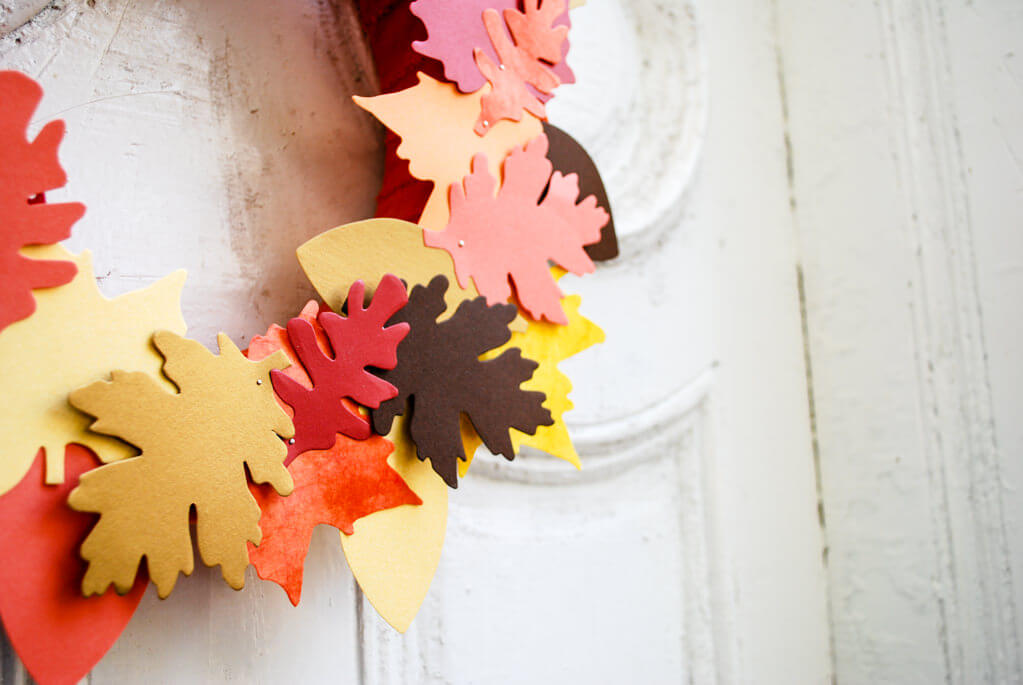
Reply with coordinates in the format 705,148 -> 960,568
0,247 -> 185,495
410,0 -> 573,96
268,276 -> 409,462
68,331 -> 295,598
473,0 -> 569,135
371,275 -> 552,488
243,301 -> 421,605
424,133 -> 608,324
0,71 -> 84,332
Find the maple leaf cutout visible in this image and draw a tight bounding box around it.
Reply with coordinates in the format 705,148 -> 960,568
424,133 -> 608,324
269,276 -> 409,462
0,247 -> 185,496
473,0 -> 569,135
461,287 -> 604,477
0,71 -> 84,332
249,435 -> 421,605
68,332 -> 295,598
410,0 -> 574,96
372,275 -> 552,488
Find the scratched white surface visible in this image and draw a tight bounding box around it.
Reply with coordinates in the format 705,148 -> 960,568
6,0 -> 1018,683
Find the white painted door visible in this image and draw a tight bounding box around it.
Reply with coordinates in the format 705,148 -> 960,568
4,0 -> 1017,683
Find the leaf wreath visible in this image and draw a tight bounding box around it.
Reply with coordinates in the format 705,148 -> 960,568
269,275 -> 409,462
371,275 -> 552,488
68,332 -> 294,598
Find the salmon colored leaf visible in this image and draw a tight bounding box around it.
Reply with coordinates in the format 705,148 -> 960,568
372,275 -> 552,488
424,134 -> 608,323
68,332 -> 295,598
0,247 -> 185,496
410,0 -> 573,96
0,71 -> 84,332
0,445 -> 147,685
270,276 -> 409,462
473,0 -> 569,135
248,434 -> 421,606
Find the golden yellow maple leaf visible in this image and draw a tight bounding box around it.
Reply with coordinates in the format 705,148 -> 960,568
68,331 -> 294,598
0,245 -> 185,495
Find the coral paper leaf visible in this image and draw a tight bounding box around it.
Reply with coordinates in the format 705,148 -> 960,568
473,0 -> 568,135
424,134 -> 608,323
67,332 -> 295,598
248,434 -> 421,606
371,275 -> 552,488
270,276 -> 409,461
0,247 -> 185,496
0,445 -> 147,685
0,71 -> 84,332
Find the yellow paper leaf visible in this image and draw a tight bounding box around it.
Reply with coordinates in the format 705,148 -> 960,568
68,332 -> 295,598
459,290 -> 603,477
340,415 -> 448,633
354,73 -> 542,232
0,245 -> 185,494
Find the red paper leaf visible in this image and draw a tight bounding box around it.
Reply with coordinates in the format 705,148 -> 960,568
248,434 -> 421,605
0,445 -> 147,685
0,71 -> 84,332
410,0 -> 573,95
473,0 -> 569,135
424,133 -> 608,324
269,276 -> 410,462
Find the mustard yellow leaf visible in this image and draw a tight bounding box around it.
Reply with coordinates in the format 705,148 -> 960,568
0,245 -> 185,494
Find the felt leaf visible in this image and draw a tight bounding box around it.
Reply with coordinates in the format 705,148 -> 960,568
354,74 -> 542,232
340,415 -> 448,632
0,71 -> 83,332
0,445 -> 147,685
269,276 -> 409,461
0,246 -> 186,495
410,0 -> 574,95
473,0 -> 569,135
542,121 -> 619,261
424,134 -> 608,324
372,275 -> 552,488
461,288 -> 603,477
248,434 -> 421,606
67,331 -> 295,598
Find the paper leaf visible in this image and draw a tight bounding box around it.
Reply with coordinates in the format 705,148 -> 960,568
340,414 -> 448,633
354,73 -> 542,232
0,445 -> 147,685
67,332 -> 295,598
248,434 -> 421,606
542,122 -> 619,261
473,0 -> 568,135
0,71 -> 84,333
424,134 -> 608,324
270,276 -> 409,461
0,247 -> 185,496
409,0 -> 574,96
372,275 -> 552,488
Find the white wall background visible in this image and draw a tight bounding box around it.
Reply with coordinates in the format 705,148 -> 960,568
0,0 -> 1020,683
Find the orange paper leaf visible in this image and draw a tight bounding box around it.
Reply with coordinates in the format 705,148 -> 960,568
248,435 -> 421,606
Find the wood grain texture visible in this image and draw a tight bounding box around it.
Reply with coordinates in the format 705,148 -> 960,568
776,0 -> 1023,681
